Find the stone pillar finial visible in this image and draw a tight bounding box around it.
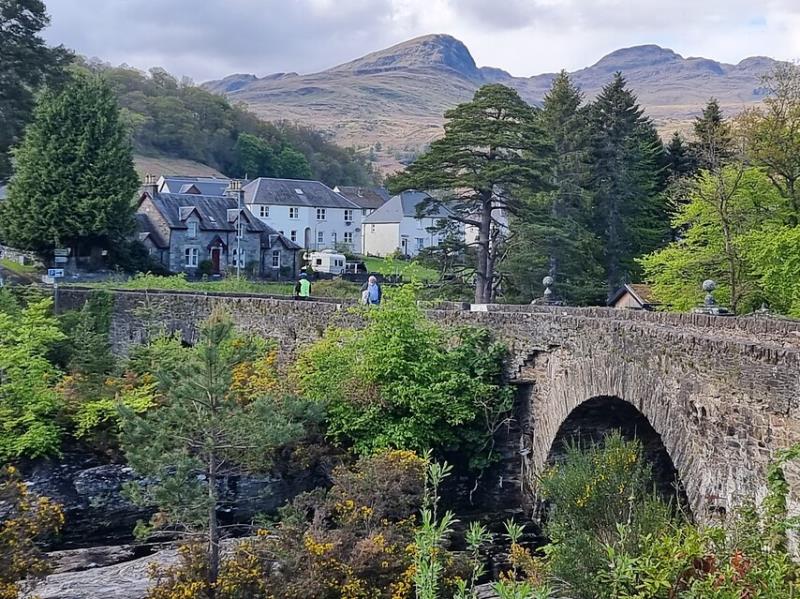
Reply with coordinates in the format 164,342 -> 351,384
702,279 -> 717,308
542,275 -> 554,303
694,279 -> 730,315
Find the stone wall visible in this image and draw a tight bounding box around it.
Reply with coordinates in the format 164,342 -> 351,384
57,288 -> 800,522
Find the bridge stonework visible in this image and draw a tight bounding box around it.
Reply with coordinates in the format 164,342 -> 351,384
58,288 -> 800,522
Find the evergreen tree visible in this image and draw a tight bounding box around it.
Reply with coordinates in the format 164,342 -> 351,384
0,72 -> 139,260
504,72 -> 604,304
389,84 -> 552,303
691,98 -> 735,171
664,131 -> 697,179
587,73 -> 669,292
0,0 -> 72,181
120,310 -> 319,591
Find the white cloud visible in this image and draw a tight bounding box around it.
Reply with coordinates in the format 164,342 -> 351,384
41,0 -> 800,81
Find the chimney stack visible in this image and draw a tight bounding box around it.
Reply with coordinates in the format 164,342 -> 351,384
142,173 -> 158,197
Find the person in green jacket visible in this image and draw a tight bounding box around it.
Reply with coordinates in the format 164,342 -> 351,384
294,272 -> 311,300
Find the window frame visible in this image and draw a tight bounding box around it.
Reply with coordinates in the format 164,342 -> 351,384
271,250 -> 281,268
258,205 -> 269,218
316,208 -> 326,221
344,209 -> 353,222
317,230 -> 324,245
187,221 -> 198,239
184,246 -> 199,268
343,231 -> 353,245
231,247 -> 246,268
289,207 -> 299,219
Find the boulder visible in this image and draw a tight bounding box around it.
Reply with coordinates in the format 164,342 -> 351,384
19,450 -> 326,548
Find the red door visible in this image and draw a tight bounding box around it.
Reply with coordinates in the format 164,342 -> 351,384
210,248 -> 221,273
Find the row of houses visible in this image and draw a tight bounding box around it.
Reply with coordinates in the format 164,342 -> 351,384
135,175 -> 451,278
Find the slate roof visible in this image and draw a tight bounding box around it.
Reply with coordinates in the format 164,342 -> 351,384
135,213 -> 168,248
244,178 -> 360,209
136,192 -> 300,250
333,186 -> 389,210
608,283 -> 659,308
158,176 -> 234,197
362,191 -> 449,224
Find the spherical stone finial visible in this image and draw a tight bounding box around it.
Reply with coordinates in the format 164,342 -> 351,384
702,279 -> 716,292
542,276 -> 554,287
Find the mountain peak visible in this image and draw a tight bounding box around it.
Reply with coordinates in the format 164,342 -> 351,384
592,45 -> 682,71
330,33 -> 479,78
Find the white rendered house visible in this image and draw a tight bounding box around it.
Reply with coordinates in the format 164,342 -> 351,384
243,178 -> 362,251
362,191 -> 453,257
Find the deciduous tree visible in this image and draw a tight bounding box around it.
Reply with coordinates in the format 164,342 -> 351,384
739,62 -> 800,224
641,167 -> 784,313
0,292 -> 65,462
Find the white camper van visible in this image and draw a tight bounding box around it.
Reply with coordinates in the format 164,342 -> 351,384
305,249 -> 347,275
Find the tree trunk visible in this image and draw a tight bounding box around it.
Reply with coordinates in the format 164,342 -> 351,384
207,452 -> 220,596
474,196 -> 493,304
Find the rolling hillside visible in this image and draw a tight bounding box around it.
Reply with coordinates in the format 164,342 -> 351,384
204,34 -> 778,172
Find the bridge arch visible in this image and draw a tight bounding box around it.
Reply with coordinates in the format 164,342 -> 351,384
523,346 -> 713,518
545,395 -> 689,509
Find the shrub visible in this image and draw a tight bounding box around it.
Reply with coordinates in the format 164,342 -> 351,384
146,449 -> 427,599
0,293 -> 66,461
293,286 -> 513,470
535,433 -> 676,599
0,466 -> 63,599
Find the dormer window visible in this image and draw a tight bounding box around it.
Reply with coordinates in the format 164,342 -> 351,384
187,221 -> 198,238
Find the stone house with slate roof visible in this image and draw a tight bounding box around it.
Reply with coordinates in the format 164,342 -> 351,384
243,178 -> 362,251
135,178 -> 299,279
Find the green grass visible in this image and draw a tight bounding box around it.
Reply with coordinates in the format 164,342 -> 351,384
0,258 -> 40,276
72,273 -> 360,299
363,257 -> 439,282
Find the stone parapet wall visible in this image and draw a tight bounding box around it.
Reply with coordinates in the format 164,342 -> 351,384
55,288 -> 800,522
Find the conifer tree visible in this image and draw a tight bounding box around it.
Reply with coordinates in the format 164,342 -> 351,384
504,72 -> 604,303
691,98 -> 734,171
587,73 -> 669,291
389,84 -> 552,303
664,131 -> 697,179
120,310 -> 319,592
0,0 -> 72,181
0,72 -> 139,260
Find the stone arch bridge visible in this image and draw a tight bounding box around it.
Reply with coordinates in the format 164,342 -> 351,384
58,288 -> 800,521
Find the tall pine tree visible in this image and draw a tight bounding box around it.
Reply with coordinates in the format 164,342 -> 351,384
0,72 -> 139,261
389,84 -> 552,303
0,0 -> 72,181
504,71 -> 604,303
664,131 -> 697,180
588,72 -> 668,292
691,98 -> 735,171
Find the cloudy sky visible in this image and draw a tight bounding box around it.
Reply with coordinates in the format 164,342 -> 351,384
43,0 -> 800,82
